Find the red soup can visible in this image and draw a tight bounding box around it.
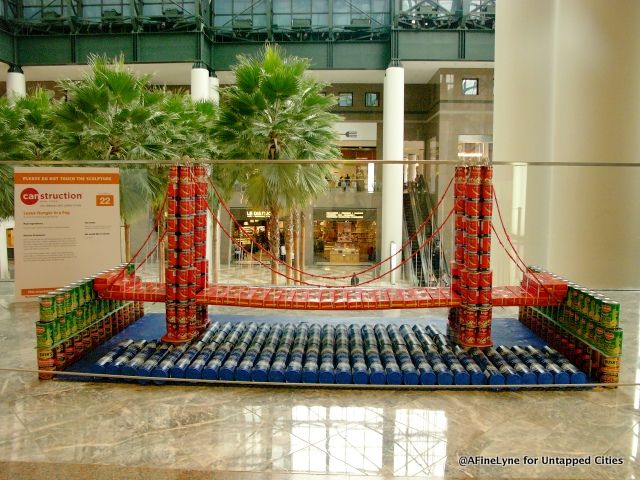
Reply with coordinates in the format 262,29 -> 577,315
167,250 -> 178,268
476,327 -> 492,346
482,184 -> 493,200
455,214 -> 465,230
478,308 -> 492,328
479,236 -> 491,253
478,288 -> 492,305
465,234 -> 479,252
179,166 -> 194,184
176,303 -> 188,325
466,270 -> 479,288
465,287 -> 480,304
166,216 -> 178,233
454,197 -> 465,214
465,199 -> 480,217
464,327 -> 477,345
178,249 -> 193,267
455,246 -> 465,263
479,253 -> 491,270
179,182 -> 194,197
168,166 -> 178,184
196,182 -> 207,196
468,166 -> 482,183
482,166 -> 493,182
166,285 -> 177,301
481,200 -> 493,217
168,199 -> 178,215
465,183 -> 481,199
454,182 -> 465,197
479,270 -> 492,288
179,199 -> 195,216
177,285 -> 190,301
465,218 -> 479,236
188,284 -> 197,299
196,274 -> 207,290
455,229 -> 464,246
176,268 -> 189,285
194,213 -> 207,228
465,251 -> 479,270
179,233 -> 194,250
194,227 -> 207,243
195,242 -> 206,258
194,165 -> 206,180
464,308 -> 478,328
167,234 -> 179,250
479,219 -> 491,235
166,268 -> 177,284
166,303 -> 177,322
167,182 -> 178,198
195,197 -> 208,211
178,216 -> 194,234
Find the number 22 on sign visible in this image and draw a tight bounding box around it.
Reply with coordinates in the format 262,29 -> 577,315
96,195 -> 114,207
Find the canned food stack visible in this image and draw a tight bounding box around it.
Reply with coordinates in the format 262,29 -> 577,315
92,320 -> 588,386
519,278 -> 622,383
193,165 -> 209,331
164,165 -> 208,343
449,165 -> 493,348
37,276 -> 142,379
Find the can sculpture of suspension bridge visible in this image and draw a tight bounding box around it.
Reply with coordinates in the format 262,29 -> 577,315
31,161 -> 623,385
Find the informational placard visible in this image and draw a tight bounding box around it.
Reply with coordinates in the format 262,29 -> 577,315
14,167 -> 121,300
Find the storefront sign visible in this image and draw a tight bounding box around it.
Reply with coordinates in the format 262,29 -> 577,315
247,210 -> 271,218
326,211 -> 365,220
14,167 -> 121,300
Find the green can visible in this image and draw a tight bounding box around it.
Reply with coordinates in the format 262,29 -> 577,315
39,295 -> 57,323
36,321 -> 55,348
601,328 -> 623,356
567,284 -> 578,309
71,282 -> 84,307
83,278 -> 95,302
600,298 -> 620,329
64,311 -> 79,335
52,319 -> 62,343
60,288 -> 72,315
52,290 -> 66,317
75,307 -> 86,331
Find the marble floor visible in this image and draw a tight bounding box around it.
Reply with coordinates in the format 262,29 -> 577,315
0,279 -> 638,480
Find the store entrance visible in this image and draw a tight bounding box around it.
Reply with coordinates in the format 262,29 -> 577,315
313,209 -> 377,265
229,208 -> 271,263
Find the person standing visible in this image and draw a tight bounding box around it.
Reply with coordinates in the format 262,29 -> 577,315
350,273 -> 360,286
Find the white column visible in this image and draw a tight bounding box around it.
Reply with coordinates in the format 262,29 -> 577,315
6,65 -> 26,105
209,72 -> 220,105
493,0 -> 640,288
190,64 -> 210,102
381,65 -> 404,283
206,71 -> 220,283
492,0 -> 555,286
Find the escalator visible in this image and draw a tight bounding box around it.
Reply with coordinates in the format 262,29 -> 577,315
404,181 -> 450,287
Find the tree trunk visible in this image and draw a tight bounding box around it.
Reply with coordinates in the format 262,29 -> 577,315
285,211 -> 294,286
300,210 -> 306,283
293,209 -> 301,284
267,206 -> 279,285
124,222 -> 131,261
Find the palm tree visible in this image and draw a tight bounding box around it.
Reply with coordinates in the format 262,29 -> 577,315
0,89 -> 55,219
50,55 -> 218,261
217,44 -> 341,284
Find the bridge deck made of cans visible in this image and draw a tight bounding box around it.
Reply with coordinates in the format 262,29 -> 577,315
94,271 -> 568,310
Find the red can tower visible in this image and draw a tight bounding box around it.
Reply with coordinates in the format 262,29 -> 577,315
448,164 -> 494,347
162,164 -> 209,343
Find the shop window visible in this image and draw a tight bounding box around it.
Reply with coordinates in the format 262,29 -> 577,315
338,92 -> 353,107
462,78 -> 479,96
364,92 -> 379,107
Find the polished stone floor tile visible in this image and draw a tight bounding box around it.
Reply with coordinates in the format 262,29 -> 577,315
0,282 -> 639,478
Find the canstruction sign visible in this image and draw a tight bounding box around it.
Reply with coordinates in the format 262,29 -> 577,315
14,168 -> 121,300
